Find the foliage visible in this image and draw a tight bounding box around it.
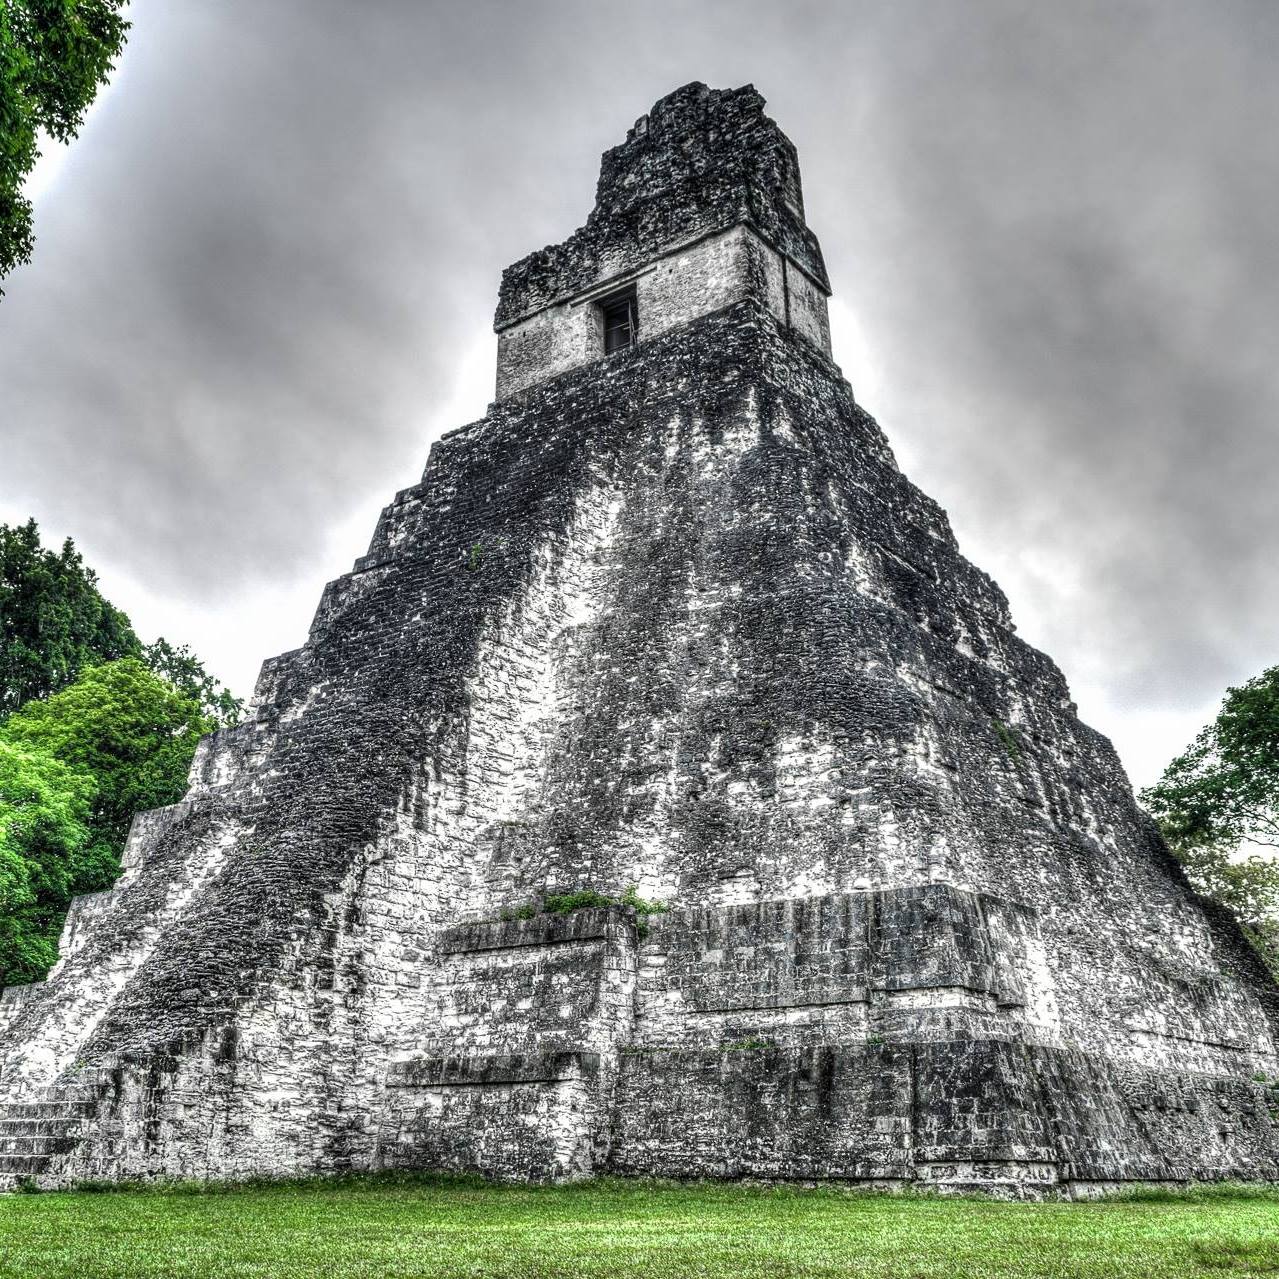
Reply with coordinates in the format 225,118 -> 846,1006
1142,665 -> 1279,979
0,519 -> 138,714
0,736 -> 99,986
991,718 -> 1022,763
0,521 -> 242,988
142,637 -> 243,728
0,1174 -> 1278,1277
1142,665 -> 1279,852
0,0 -> 130,288
0,520 -> 241,725
0,657 -> 216,856
543,889 -> 618,914
618,885 -> 667,918
501,886 -> 668,923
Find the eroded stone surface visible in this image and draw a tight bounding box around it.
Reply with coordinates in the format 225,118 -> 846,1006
0,82 -> 1276,1195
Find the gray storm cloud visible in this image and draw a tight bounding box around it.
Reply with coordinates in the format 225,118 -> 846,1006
1,0 -> 1276,787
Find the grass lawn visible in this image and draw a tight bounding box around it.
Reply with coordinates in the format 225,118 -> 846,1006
1,1175 -> 1277,1279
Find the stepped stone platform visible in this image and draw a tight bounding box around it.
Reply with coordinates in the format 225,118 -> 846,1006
0,82 -> 1276,1195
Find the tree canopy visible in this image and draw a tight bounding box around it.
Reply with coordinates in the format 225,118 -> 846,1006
0,520 -> 243,725
0,518 -> 138,714
0,656 -> 217,852
1142,664 -> 1279,979
0,518 -> 242,989
1142,665 -> 1279,853
143,636 -> 243,728
0,737 -> 97,986
0,0 -> 130,287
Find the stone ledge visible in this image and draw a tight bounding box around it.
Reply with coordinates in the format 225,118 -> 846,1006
386,1051 -> 601,1088
438,907 -> 624,955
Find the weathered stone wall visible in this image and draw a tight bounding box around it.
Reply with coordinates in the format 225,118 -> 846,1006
496,83 -> 828,332
376,907 -> 636,1179
611,1040 -> 1279,1192
496,225 -> 831,400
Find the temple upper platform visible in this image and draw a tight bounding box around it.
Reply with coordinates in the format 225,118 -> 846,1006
494,83 -> 832,398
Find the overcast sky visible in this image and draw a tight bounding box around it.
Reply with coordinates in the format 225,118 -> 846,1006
2,0 -> 1277,790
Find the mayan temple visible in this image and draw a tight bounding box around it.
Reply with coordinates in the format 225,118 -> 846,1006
1,82 -> 1277,1196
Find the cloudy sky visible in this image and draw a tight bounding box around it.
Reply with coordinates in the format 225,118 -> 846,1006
3,0 -> 1276,789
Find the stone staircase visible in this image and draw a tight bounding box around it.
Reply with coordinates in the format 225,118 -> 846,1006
0,1070 -> 108,1190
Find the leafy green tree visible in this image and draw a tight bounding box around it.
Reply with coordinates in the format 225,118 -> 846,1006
0,737 -> 99,986
0,518 -> 139,714
0,0 -> 130,288
143,636 -> 243,728
1142,664 -> 1279,978
0,657 -> 216,856
0,519 -> 242,726
0,518 -> 244,988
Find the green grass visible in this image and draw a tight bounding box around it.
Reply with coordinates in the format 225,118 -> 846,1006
1,1175 -> 1277,1279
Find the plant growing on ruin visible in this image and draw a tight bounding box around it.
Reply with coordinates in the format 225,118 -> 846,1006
497,886 -> 667,929
543,889 -> 615,914
620,885 -> 667,918
991,718 -> 1022,763
497,903 -> 538,922
720,1036 -> 771,1052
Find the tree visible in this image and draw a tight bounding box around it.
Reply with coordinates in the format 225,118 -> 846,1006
0,519 -> 242,725
143,636 -> 243,728
0,518 -> 139,715
0,737 -> 99,986
0,0 -> 130,289
0,657 -> 238,989
0,520 -> 243,989
1141,664 -> 1279,978
0,657 -> 217,857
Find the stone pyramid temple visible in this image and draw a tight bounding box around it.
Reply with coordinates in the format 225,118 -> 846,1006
2,83 -> 1277,1195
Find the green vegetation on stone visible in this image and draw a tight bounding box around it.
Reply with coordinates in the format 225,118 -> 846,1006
991,717 -> 1023,763
500,886 -> 668,925
1,1175 -> 1278,1278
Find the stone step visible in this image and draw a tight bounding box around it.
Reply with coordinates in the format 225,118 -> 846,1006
0,1101 -> 95,1120
0,1117 -> 85,1136
42,1085 -> 101,1104
0,1134 -> 77,1156
0,1076 -> 103,1189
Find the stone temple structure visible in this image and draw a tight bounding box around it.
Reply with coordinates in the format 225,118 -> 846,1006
1,83 -> 1277,1195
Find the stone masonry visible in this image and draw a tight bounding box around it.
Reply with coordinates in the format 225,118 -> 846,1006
0,83 -> 1276,1196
